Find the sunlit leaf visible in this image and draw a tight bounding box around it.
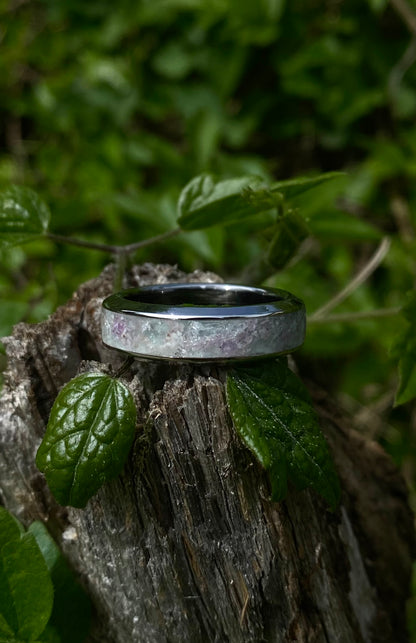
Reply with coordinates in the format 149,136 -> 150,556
177,174 -> 270,230
177,172 -> 345,230
36,372 -> 137,508
269,172 -> 345,200
226,359 -> 340,508
0,186 -> 50,248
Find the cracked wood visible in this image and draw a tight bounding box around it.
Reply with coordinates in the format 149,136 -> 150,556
0,262 -> 414,643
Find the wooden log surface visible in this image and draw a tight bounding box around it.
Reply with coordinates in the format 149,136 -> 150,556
0,263 -> 414,643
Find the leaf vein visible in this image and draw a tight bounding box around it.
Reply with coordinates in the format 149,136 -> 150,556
235,376 -> 326,479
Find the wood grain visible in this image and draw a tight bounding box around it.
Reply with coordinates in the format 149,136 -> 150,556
0,263 -> 414,643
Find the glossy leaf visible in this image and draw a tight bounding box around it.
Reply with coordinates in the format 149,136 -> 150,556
0,186 -> 50,248
36,372 -> 137,508
177,172 -> 344,230
29,522 -> 91,643
226,359 -> 340,509
0,531 -> 54,641
392,292 -> 416,406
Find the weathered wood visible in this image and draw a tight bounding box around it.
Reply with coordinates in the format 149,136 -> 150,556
0,263 -> 414,643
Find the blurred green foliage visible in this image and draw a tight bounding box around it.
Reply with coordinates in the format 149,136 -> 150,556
1,0 -> 416,632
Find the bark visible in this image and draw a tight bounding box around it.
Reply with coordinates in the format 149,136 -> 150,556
0,262 -> 414,643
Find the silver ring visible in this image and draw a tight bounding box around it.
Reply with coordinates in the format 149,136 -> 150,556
101,283 -> 306,362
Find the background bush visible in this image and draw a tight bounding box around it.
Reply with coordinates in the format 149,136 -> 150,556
1,0 -> 416,633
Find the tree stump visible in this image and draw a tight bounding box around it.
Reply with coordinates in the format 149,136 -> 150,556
0,263 -> 414,643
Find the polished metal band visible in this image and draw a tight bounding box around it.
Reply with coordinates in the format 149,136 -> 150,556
101,283 -> 306,362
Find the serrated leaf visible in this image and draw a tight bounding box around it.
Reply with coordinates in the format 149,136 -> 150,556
392,291 -> 416,406
177,172 -> 344,230
177,174 -> 268,230
36,372 -> 137,508
29,522 -> 91,643
0,532 -> 54,640
226,359 -> 340,509
0,186 -> 50,248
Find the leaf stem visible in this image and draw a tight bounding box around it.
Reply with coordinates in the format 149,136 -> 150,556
46,232 -> 122,253
122,228 -> 181,253
46,228 -> 181,255
114,355 -> 135,378
308,306 -> 401,324
309,237 -> 391,320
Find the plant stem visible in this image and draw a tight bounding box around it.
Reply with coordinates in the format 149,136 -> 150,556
308,307 -> 401,325
114,355 -> 135,378
122,228 -> 181,253
388,36 -> 416,100
113,252 -> 128,292
309,237 -> 391,320
390,0 -> 416,36
46,233 -> 122,253
46,228 -> 181,255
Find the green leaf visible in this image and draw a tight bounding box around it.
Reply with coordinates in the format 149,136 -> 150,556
36,372 -> 137,508
269,172 -> 345,201
29,522 -> 91,643
367,0 -> 388,12
392,291 -> 416,406
35,624 -> 62,643
177,172 -> 344,230
0,532 -> 54,640
0,612 -> 15,639
226,360 -> 341,508
0,186 -> 50,249
267,211 -> 310,270
177,174 -> 268,230
0,507 -> 24,551
0,623 -> 61,642
308,211 -> 382,241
